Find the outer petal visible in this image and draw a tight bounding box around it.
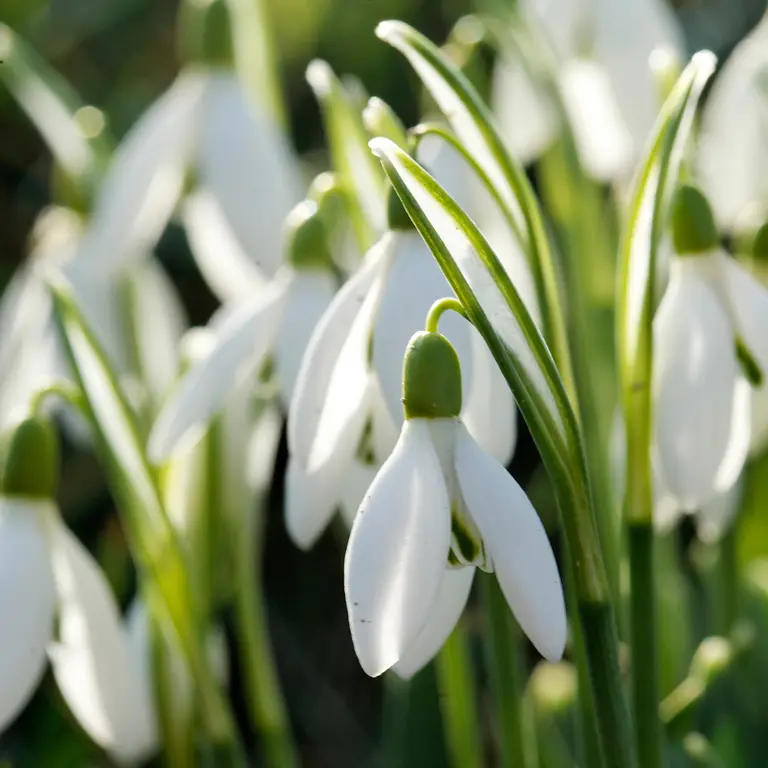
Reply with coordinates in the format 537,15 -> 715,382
372,232 -> 472,426
520,0 -> 582,58
182,189 -> 268,302
0,499 -> 56,731
697,18 -> 768,229
462,328 -> 517,465
78,73 -> 205,274
344,420 -> 452,676
148,277 -> 286,461
288,246 -> 385,466
653,260 -> 738,509
48,522 -> 156,765
392,566 -> 474,680
454,424 -> 566,661
274,270 -> 337,406
197,73 -> 302,277
370,375 -> 400,462
558,59 -> 633,181
338,459 -> 380,528
714,377 -> 751,494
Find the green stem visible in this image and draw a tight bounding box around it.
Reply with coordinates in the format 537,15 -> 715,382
380,675 -> 411,766
628,522 -> 662,768
233,493 -> 299,768
719,526 -> 739,635
425,297 -> 468,333
434,620 -> 483,768
480,575 -> 536,768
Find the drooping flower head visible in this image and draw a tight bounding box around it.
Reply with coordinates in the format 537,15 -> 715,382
344,327 -> 566,678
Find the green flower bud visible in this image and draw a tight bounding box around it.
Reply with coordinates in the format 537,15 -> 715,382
0,414 -> 59,499
671,185 -> 719,255
178,0 -> 234,68
386,185 -> 415,232
285,200 -> 333,270
402,331 -> 462,420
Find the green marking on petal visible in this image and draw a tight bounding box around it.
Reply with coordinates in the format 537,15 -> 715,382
735,336 -> 764,387
451,507 -> 481,564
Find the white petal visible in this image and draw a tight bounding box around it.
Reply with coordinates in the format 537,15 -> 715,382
288,247 -> 385,467
392,567 -> 474,679
48,522 -> 156,765
182,188 -> 268,302
520,0 -> 582,58
372,231 -> 472,426
592,0 -> 686,157
338,459 -> 380,529
198,73 -> 302,277
370,375 -> 400,462
697,18 -> 768,229
79,74 -> 204,275
653,260 -> 739,509
454,424 -> 566,661
245,403 -> 284,495
462,328 -> 517,465
0,499 -> 56,731
148,278 -> 286,461
344,419 -> 452,676
127,258 -> 189,409
558,59 -> 633,181
491,56 -> 559,165
274,270 -> 337,406
696,477 -> 744,545
714,377 -> 751,494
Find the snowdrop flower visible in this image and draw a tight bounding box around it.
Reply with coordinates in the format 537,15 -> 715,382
286,193 -> 517,550
492,0 -> 685,177
697,11 -> 768,232
148,201 -> 336,461
653,185 -> 768,510
345,330 -> 566,677
0,414 -> 155,764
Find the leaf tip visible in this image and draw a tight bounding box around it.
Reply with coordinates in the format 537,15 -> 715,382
375,20 -> 407,44
368,135 -> 393,159
691,50 -> 717,77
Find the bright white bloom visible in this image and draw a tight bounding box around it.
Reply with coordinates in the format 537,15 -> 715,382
0,498 -> 155,763
653,188 -> 768,510
286,224 -> 518,551
697,12 -> 768,231
492,0 -> 685,177
344,331 -> 566,677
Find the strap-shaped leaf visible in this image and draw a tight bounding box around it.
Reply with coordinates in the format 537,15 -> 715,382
306,59 -> 387,250
617,52 -> 716,524
0,24 -> 109,197
369,138 -> 582,501
376,21 -> 573,393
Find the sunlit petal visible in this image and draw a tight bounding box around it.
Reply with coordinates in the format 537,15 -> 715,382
454,424 -> 566,661
338,459 -> 379,529
345,419 -> 451,676
714,377 -> 751,494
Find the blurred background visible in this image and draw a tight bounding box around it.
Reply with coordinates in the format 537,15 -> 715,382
0,0 -> 766,766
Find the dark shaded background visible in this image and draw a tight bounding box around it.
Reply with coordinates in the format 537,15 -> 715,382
0,0 -> 766,766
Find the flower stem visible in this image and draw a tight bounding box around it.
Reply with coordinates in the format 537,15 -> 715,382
434,619 -> 483,768
718,525 -> 739,635
425,297 -> 468,334
233,492 -> 299,768
480,574 -> 536,768
628,521 -> 662,768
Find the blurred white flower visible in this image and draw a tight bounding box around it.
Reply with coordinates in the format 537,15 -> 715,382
344,331 -> 566,677
697,12 -> 768,232
0,497 -> 155,765
492,0 -> 685,177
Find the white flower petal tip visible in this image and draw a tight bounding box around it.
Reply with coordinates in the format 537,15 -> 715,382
305,60 -> 334,95
48,522 -> 157,765
454,426 -> 566,662
0,499 -> 56,731
147,281 -> 286,462
344,420 -> 452,677
392,566 -> 474,680
284,459 -> 340,551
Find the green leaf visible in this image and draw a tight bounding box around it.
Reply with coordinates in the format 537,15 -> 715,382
617,52 -> 716,525
0,24 -> 110,201
375,21 -> 573,394
369,138 -> 584,523
306,59 -> 387,251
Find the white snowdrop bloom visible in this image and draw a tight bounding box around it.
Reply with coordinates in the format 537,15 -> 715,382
653,186 -> 768,510
344,330 -> 566,677
286,199 -> 518,551
148,201 -> 337,462
697,12 -> 768,232
0,416 -> 155,764
492,0 -> 684,176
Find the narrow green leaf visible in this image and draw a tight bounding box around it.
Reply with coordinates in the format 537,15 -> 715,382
0,24 -> 110,197
375,21 -> 574,394
306,59 -> 387,250
369,137 -> 581,507
617,52 -> 716,525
